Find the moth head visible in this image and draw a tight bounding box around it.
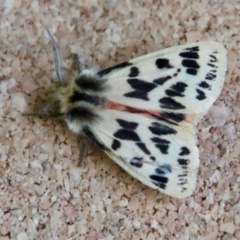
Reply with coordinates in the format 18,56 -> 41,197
23,30 -> 104,135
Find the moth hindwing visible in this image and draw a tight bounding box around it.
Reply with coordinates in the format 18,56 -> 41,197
30,37 -> 227,198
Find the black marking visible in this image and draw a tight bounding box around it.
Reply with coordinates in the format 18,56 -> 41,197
155,164 -> 172,174
112,139 -> 121,150
83,127 -> 108,150
136,142 -> 151,155
75,75 -> 106,91
114,129 -> 140,141
151,137 -> 170,154
199,81 -> 210,89
165,89 -> 184,97
129,67 -> 139,77
161,112 -> 186,122
196,89 -> 206,100
124,79 -> 157,100
66,107 -> 98,122
179,147 -> 190,156
152,181 -> 166,189
159,97 -> 186,110
177,68 -> 181,72
153,76 -> 172,85
150,175 -> 168,188
149,122 -> 177,136
185,46 -> 199,52
150,156 -> 156,161
182,59 -> 200,69
178,174 -> 188,177
70,91 -> 104,106
124,91 -> 149,100
178,158 -> 190,166
127,79 -> 157,92
155,144 -> 169,154
209,54 -> 217,62
130,158 -> 143,168
179,52 -> 199,59
205,73 -> 216,80
156,58 -> 173,69
151,137 -> 170,144
166,82 -> 187,98
178,180 -> 188,185
116,119 -> 138,130
171,82 -> 187,93
207,63 -> 217,68
173,73 -> 178,77
186,68 -> 197,75
98,61 -> 132,76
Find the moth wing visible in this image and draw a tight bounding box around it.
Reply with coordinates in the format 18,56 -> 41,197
99,41 -> 227,123
84,110 -> 199,198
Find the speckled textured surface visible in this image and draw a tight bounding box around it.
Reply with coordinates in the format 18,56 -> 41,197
0,1 -> 240,239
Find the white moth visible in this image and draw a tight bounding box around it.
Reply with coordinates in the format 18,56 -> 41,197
26,32 -> 227,198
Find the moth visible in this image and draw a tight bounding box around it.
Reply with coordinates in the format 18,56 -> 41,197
25,31 -> 227,198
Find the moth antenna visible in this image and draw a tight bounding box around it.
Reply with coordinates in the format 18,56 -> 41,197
46,29 -> 66,85
22,112 -> 63,118
22,101 -> 63,118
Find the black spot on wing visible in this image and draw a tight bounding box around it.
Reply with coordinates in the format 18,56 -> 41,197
156,58 -> 173,69
185,46 -> 199,52
149,122 -> 177,136
166,82 -> 187,98
207,63 -> 217,68
136,142 -> 151,155
150,156 -> 156,161
179,52 -> 199,59
130,157 -> 143,168
186,68 -> 197,75
155,164 -> 172,174
159,97 -> 186,110
205,73 -> 216,80
112,139 -> 121,150
150,175 -> 168,183
161,112 -> 186,122
199,81 -> 210,89
127,79 -> 157,92
124,91 -> 149,101
182,59 -> 200,69
151,137 -> 170,154
98,61 -> 132,76
165,89 -> 184,97
129,67 -> 139,77
179,147 -> 190,156
116,119 -> 138,130
171,82 -> 188,93
114,129 -> 140,141
178,158 -> 190,166
196,89 -> 206,100
150,175 -> 168,189
124,79 -> 157,100
209,54 -> 217,62
83,126 -> 109,151
153,76 -> 172,85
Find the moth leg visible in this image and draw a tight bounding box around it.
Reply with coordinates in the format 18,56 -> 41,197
77,135 -> 93,166
73,54 -> 81,73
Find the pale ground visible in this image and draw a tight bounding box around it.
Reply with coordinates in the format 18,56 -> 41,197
0,1 -> 240,240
